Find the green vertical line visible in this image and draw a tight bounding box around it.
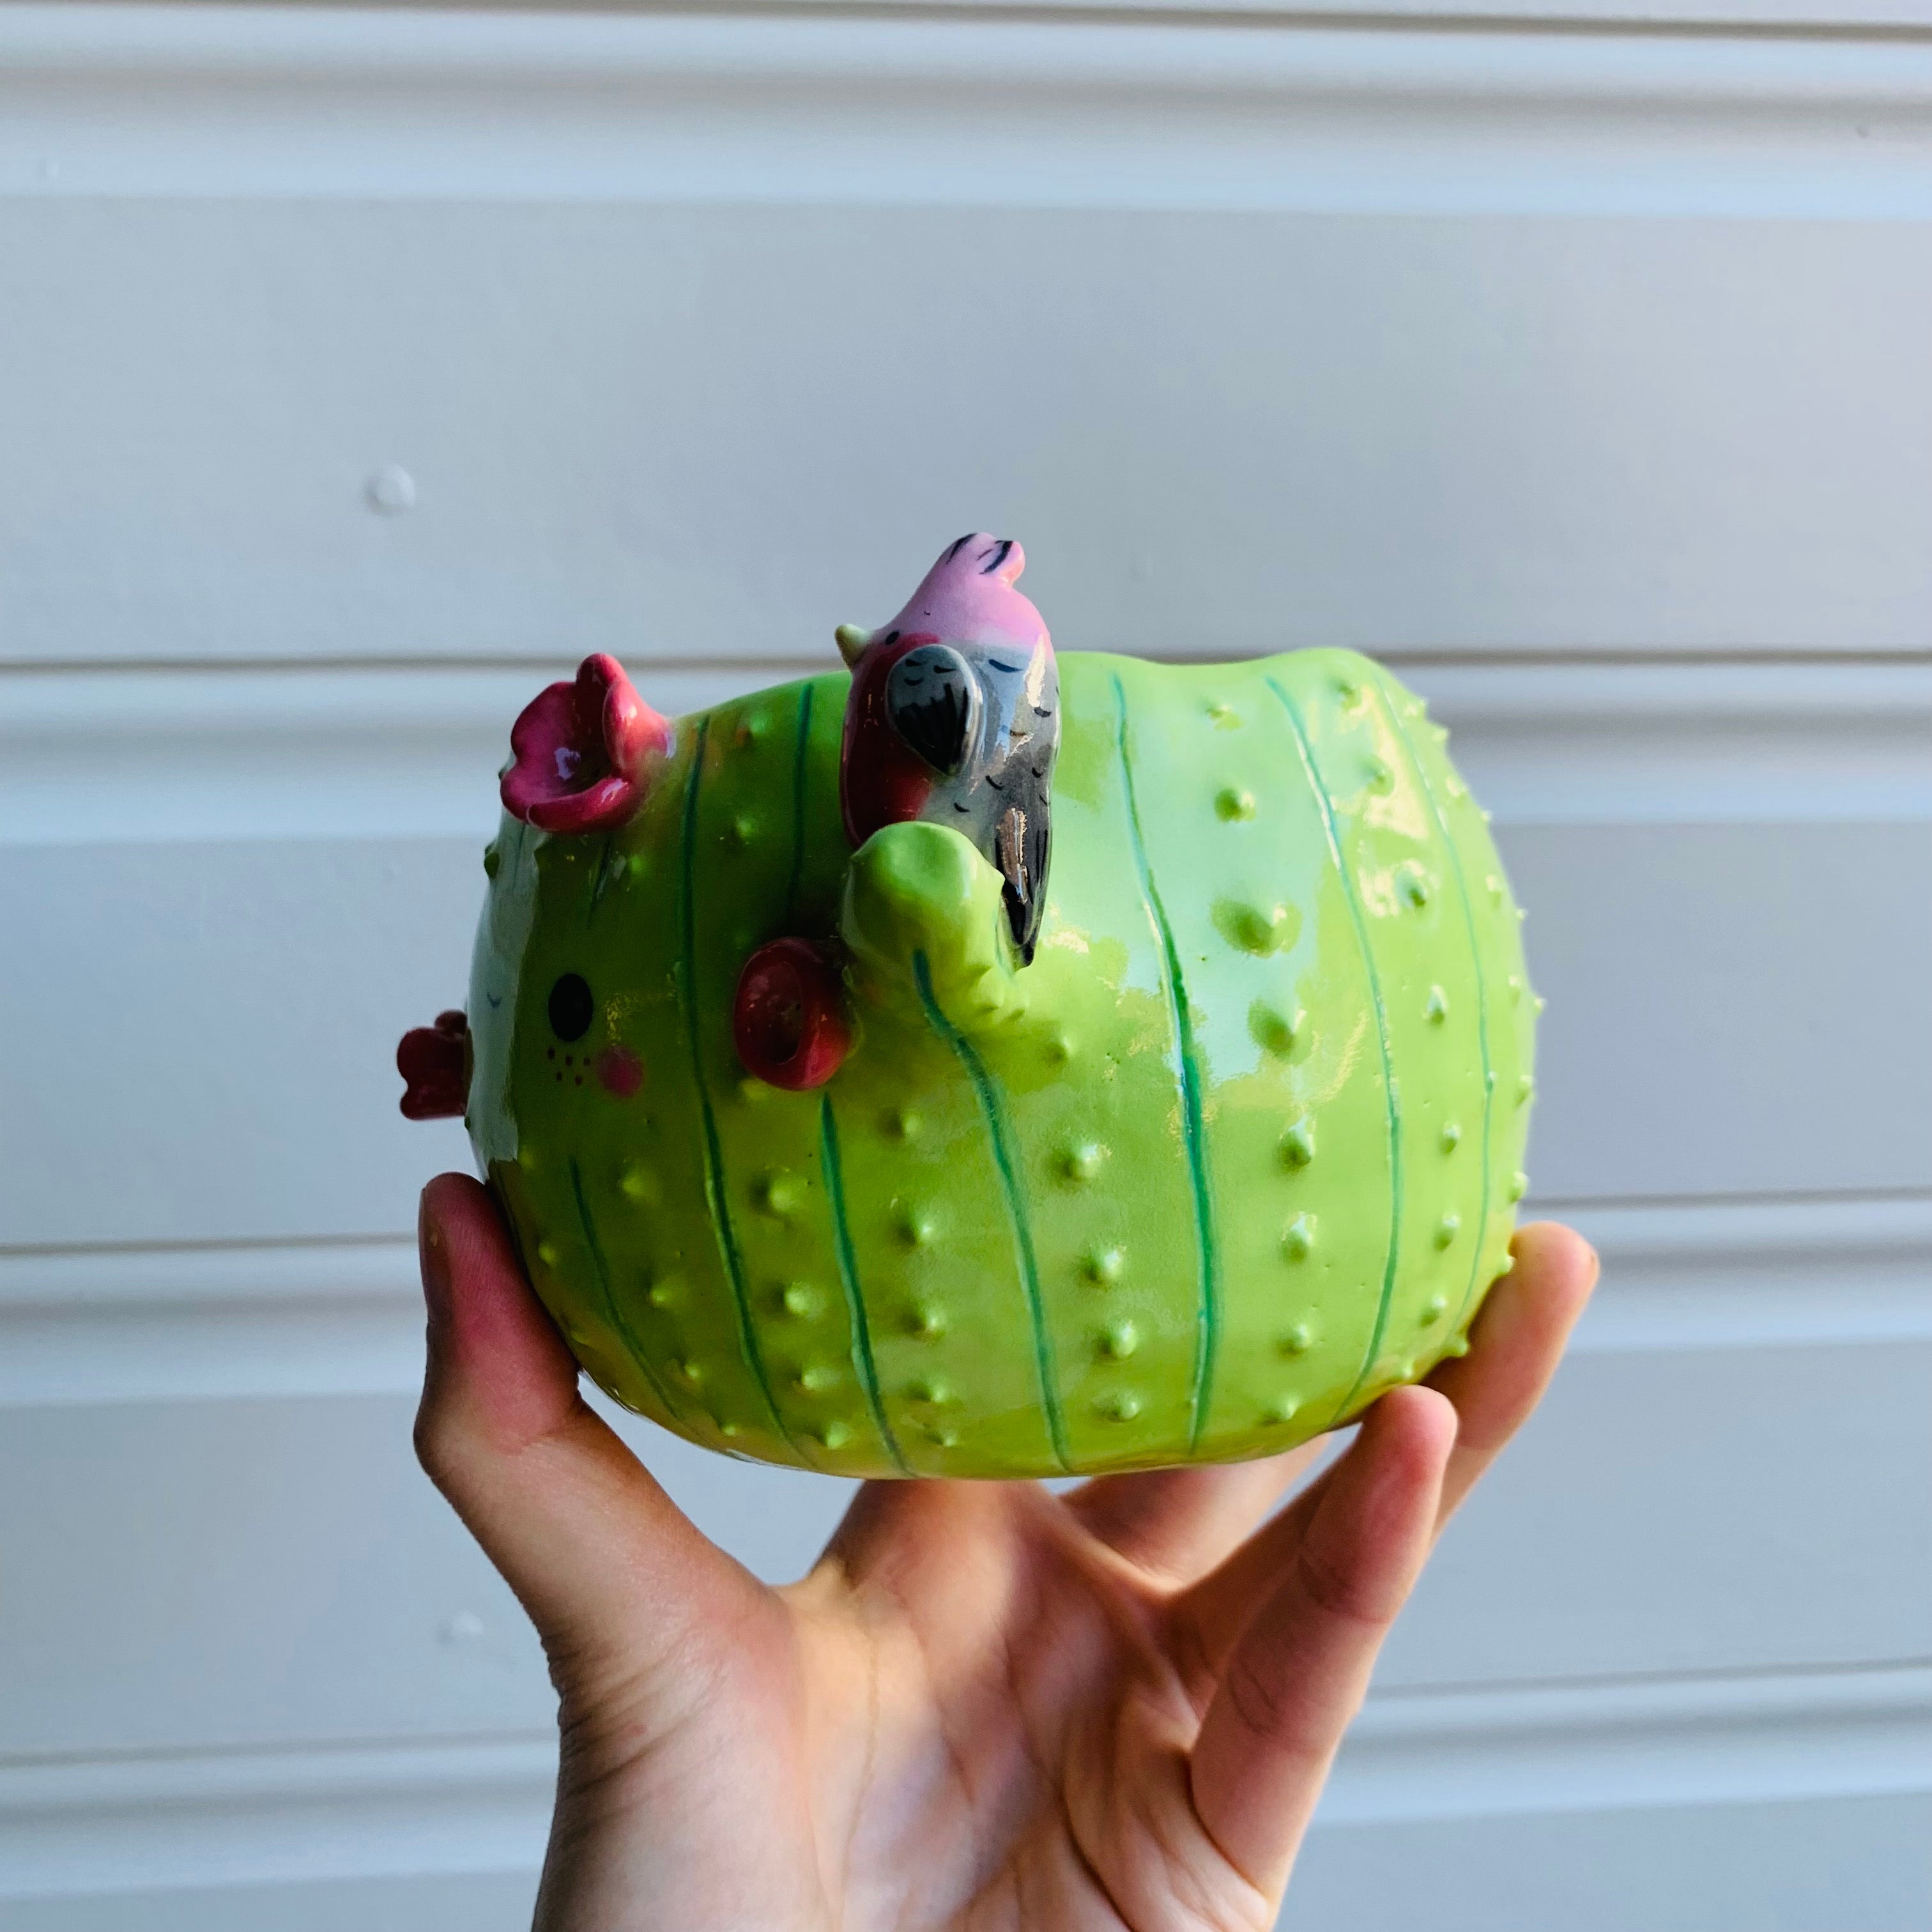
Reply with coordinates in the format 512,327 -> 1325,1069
1112,673 -> 1219,1452
586,834 -> 620,923
1266,676 -> 1404,1430
675,719 -> 813,1468
783,682 -> 815,930
1377,675 -> 1497,1340
912,950 -> 1070,1473
819,1093 -> 909,1474
567,1156 -> 685,1428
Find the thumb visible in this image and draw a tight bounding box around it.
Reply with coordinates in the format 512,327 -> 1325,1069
413,1173 -> 758,1692
1187,1384 -> 1455,1900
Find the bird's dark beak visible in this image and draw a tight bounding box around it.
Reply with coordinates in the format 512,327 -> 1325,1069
995,804 -> 1048,967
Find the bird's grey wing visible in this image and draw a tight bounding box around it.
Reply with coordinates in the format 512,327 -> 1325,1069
885,644 -> 978,776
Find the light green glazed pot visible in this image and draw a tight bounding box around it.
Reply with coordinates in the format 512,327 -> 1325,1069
458,642 -> 1537,1480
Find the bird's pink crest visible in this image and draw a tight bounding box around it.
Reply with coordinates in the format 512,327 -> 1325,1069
878,534 -> 1047,655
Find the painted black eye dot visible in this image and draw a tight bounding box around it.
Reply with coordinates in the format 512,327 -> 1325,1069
548,972 -> 594,1042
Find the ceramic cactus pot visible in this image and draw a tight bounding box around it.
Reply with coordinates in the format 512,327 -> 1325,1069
401,537 -> 1537,1478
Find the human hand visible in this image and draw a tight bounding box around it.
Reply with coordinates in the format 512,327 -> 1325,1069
415,1174 -> 1595,1931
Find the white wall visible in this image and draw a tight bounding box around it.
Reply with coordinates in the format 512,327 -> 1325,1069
1,5 -> 1928,1927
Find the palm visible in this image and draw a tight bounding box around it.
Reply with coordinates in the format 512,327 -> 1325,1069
794,1478 -> 1292,1930
415,1176 -> 1594,1932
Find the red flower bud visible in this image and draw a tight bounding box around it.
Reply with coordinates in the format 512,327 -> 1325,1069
500,654 -> 672,834
397,1009 -> 470,1121
732,940 -> 852,1091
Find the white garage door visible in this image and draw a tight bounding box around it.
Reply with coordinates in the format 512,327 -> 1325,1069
1,4 -> 1928,1927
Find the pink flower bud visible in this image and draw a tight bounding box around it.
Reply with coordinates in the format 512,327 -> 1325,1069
500,654 -> 672,834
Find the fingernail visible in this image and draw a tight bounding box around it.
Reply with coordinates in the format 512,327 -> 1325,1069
419,1188 -> 452,1326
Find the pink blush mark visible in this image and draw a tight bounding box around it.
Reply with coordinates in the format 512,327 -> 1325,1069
594,1045 -> 644,1098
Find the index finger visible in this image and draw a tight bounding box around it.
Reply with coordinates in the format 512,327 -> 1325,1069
1424,1219 -> 1597,1526
1169,1220 -> 1595,1682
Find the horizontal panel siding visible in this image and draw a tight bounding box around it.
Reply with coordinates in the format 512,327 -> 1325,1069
3,1331 -> 1925,1758
3,205 -> 1931,666
1507,818 -> 1932,1198
4,808 -> 1925,1243
0,1393 -> 838,1758
3,1684 -> 1925,1929
1287,1793 -> 1932,1932
4,1196 -> 1926,1407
